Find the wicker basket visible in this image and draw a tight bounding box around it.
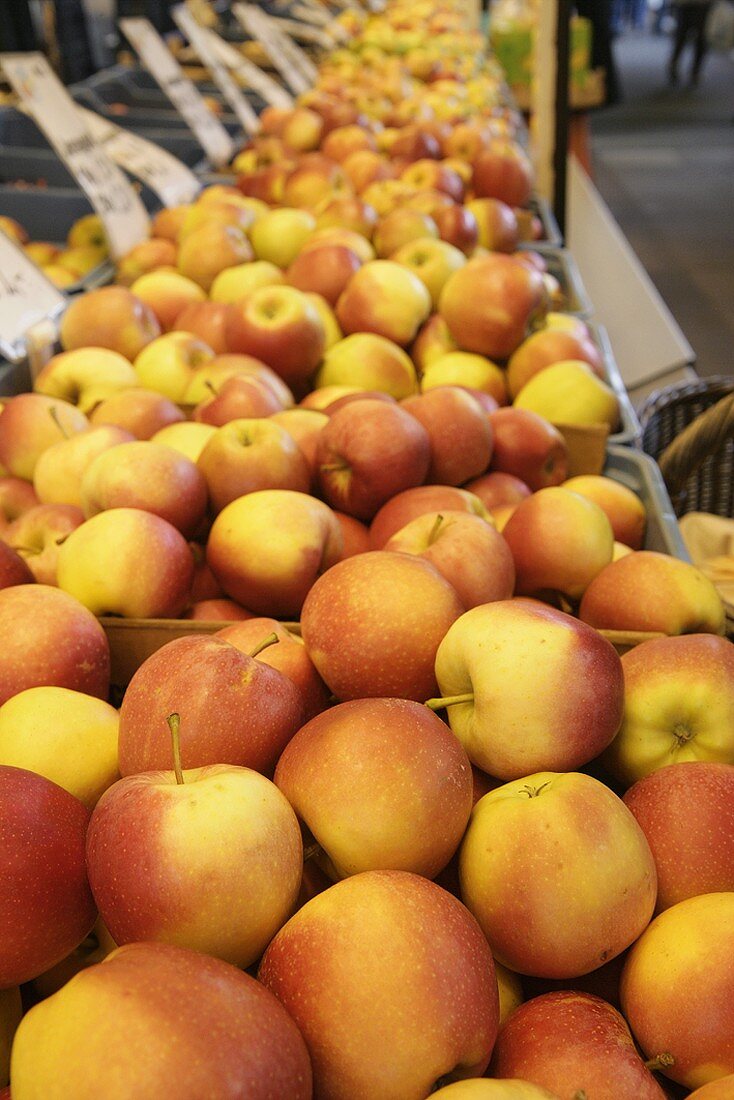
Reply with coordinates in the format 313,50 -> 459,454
638,376 -> 734,519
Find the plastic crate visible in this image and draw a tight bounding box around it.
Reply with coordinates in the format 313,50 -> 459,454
586,322 -> 641,447
604,443 -> 689,560
522,196 -> 563,249
539,247 -> 594,318
82,64 -> 268,117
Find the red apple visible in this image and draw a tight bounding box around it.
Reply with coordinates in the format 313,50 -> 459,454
88,388 -> 185,439
433,204 -> 480,255
286,244 -> 363,305
334,510 -> 370,558
401,386 -> 493,485
183,598 -> 253,621
0,478 -> 40,532
193,373 -> 286,426
0,541 -> 34,589
472,141 -> 534,208
197,419 -> 311,513
226,285 -> 326,394
172,300 -> 235,355
465,198 -> 520,253
464,471 -> 532,511
335,259 -> 432,347
370,484 -> 490,548
488,407 -> 569,490
59,286 -> 161,360
3,503 -> 85,586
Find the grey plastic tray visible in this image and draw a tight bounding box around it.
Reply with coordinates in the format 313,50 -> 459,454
605,443 -> 689,560
586,321 -> 641,447
539,247 -> 594,318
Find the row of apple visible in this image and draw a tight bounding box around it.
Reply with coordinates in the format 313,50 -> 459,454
1,1 -> 733,1096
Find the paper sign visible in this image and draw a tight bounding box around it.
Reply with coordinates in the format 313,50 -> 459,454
208,33 -> 294,109
81,108 -> 201,207
270,16 -> 334,49
234,4 -> 315,95
172,6 -> 260,135
0,230 -> 65,362
291,3 -> 335,27
119,17 -> 234,167
0,53 -> 150,260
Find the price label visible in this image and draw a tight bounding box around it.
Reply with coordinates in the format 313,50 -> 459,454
0,231 -> 65,362
0,53 -> 150,260
81,108 -> 201,207
270,16 -> 335,49
119,17 -> 234,167
208,33 -> 294,109
172,6 -> 260,135
234,4 -> 315,95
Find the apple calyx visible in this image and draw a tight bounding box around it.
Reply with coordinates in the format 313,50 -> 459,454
167,712 -> 185,786
424,692 -> 474,711
644,1052 -> 675,1072
48,405 -> 72,440
572,1092 -> 589,1100
248,631 -> 280,660
672,722 -> 694,747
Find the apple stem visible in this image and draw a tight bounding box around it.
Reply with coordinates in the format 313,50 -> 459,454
249,631 -> 280,659
644,1053 -> 675,1072
428,513 -> 444,546
167,713 -> 185,786
303,841 -> 323,862
48,405 -> 71,439
204,380 -> 219,397
519,781 -> 552,799
320,461 -> 350,474
424,692 -> 474,711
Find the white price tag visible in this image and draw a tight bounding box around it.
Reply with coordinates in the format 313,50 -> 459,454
119,17 -> 234,167
0,231 -> 64,362
0,53 -> 150,261
172,7 -> 260,135
270,16 -> 334,49
291,3 -> 334,27
234,4 -> 315,96
81,109 -> 201,207
208,34 -> 294,109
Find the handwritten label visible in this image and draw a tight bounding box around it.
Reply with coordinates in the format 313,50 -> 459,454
81,108 -> 200,207
0,231 -> 65,362
172,6 -> 260,135
208,33 -> 294,109
0,53 -> 150,260
270,16 -> 334,49
234,4 -> 315,95
119,17 -> 234,167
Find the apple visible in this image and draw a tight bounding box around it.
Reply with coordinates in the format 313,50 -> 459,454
206,489 -> 343,618
316,398 -> 431,520
59,285 -> 160,360
0,584 -> 109,705
321,124 -> 377,162
604,633 -> 734,787
0,686 -> 118,808
624,760 -> 734,911
88,754 -> 303,968
0,764 -> 96,988
389,125 -> 443,162
301,549 -> 464,702
369,484 -> 490,548
171,300 -> 235,354
488,407 -> 569,490
275,697 -> 472,879
342,148 -> 395,193
439,253 -> 546,359
402,386 -> 493,484
115,237 -> 177,286
177,201 -> 257,244
464,471 -> 532,512
385,510 -> 515,610
129,269 -> 206,331
150,203 -> 190,240
460,771 -> 656,978
133,331 -> 215,403
506,327 -> 604,399
177,221 -> 253,292
514,361 -> 620,432
502,487 -> 614,602
80,440 -> 208,538
33,424 -> 134,507
431,1082 -> 560,1099
299,226 -> 376,264
433,204 -> 480,256
258,871 -> 499,1098
209,260 -> 285,304
237,163 -> 290,206
0,541 -> 34,589
0,393 -> 89,481
3,503 -> 85,586
118,634 -> 304,776
579,551 -> 726,636
489,991 -> 667,1099
282,157 -> 352,211
56,509 -> 194,619
183,598 -> 253,621
197,418 -> 311,513
420,351 -> 508,405
218,617 -> 329,722
88,388 -> 185,440
411,312 -> 459,371
373,209 -> 438,258
391,237 -> 466,307
562,474 -> 646,550
0,477 -> 39,531
402,159 -> 465,201
315,332 -> 418,400
0,216 -> 28,244
689,1077 -> 734,1099
286,244 -> 363,306
620,892 -> 734,1089
431,599 -> 624,780
336,259 -> 432,346
33,348 -> 138,415
304,290 -> 343,349
472,141 -> 534,207
249,208 -> 317,268
10,941 -> 313,1098
192,373 -> 285,426
464,198 -> 520,253
225,285 -> 326,394
181,353 -> 294,409
315,196 -> 379,237
269,408 -> 328,476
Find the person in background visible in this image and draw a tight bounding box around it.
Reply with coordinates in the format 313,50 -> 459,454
667,0 -> 714,85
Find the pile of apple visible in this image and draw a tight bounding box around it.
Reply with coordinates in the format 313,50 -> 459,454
1,3 -> 734,1098
0,212 -> 110,289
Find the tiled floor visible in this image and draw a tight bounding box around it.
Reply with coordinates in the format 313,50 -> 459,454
588,27 -> 734,379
